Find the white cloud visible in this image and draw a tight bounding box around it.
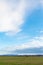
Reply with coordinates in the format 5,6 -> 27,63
0,51 -> 10,55
0,36 -> 43,54
0,0 -> 39,35
2,36 -> 43,52
0,0 -> 24,34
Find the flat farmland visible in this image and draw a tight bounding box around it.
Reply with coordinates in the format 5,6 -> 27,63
0,56 -> 43,65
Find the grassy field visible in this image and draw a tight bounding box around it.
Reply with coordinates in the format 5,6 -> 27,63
0,56 -> 43,65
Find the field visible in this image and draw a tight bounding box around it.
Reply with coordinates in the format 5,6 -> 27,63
0,56 -> 43,65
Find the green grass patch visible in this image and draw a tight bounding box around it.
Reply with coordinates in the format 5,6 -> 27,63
0,56 -> 43,65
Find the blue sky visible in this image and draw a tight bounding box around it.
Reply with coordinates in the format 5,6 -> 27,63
0,0 -> 43,55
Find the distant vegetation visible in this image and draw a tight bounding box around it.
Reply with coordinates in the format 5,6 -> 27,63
0,55 -> 43,65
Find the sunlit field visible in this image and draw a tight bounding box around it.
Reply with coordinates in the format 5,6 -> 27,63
0,56 -> 43,65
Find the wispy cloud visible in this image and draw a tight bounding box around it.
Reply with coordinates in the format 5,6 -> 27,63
0,35 -> 43,55
1,36 -> 43,51
40,0 -> 43,7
